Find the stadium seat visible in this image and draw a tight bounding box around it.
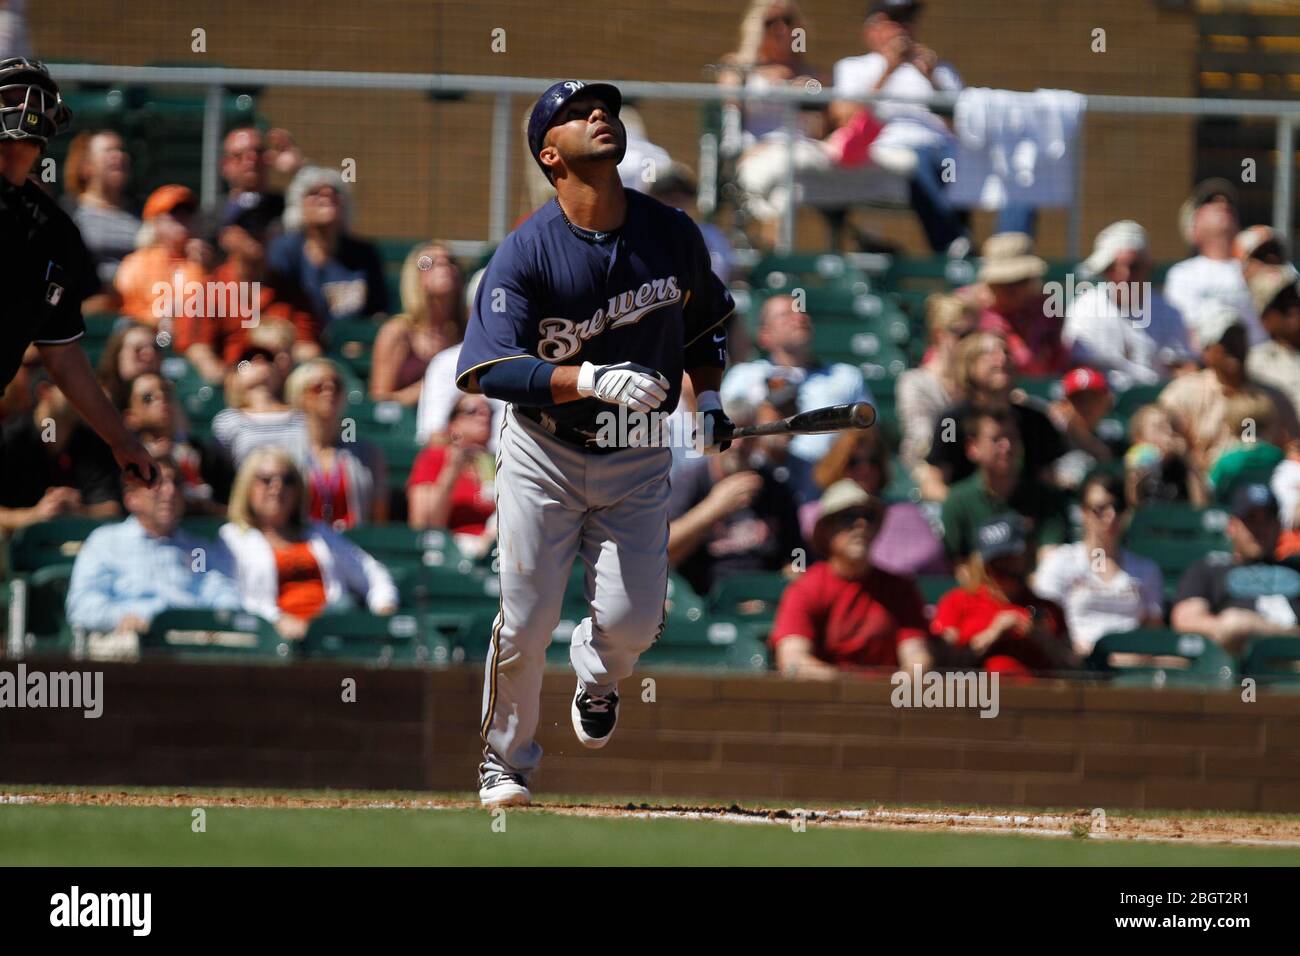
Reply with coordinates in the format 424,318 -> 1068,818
646,617 -> 769,670
709,571 -> 789,622
1085,628 -> 1235,688
301,610 -> 452,666
322,319 -> 382,378
393,562 -> 500,615
1112,383 -> 1165,420
140,608 -> 291,662
343,524 -> 468,571
916,574 -> 959,609
7,517 -> 109,574
11,564 -> 76,657
1240,636 -> 1300,688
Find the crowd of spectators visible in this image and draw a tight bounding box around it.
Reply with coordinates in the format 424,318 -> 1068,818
8,33 -> 1300,682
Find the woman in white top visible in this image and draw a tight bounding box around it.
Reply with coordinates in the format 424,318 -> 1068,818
220,448 -> 398,639
1033,472 -> 1164,655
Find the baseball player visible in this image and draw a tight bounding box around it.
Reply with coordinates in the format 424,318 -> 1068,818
0,58 -> 155,486
456,80 -> 736,807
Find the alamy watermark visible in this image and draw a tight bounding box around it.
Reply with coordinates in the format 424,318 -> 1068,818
0,664 -> 103,719
890,666 -> 1000,719
151,271 -> 261,328
1043,276 -> 1152,328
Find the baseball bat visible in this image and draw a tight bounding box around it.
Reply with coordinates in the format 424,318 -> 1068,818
726,401 -> 877,439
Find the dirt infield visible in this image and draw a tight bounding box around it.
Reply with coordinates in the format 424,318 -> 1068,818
6,788 -> 1300,848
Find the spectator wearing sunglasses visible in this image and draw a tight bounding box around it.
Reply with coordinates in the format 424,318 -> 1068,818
1032,472 -> 1163,656
770,479 -> 933,679
220,448 -> 397,640
287,358 -> 386,530
125,371 -> 233,513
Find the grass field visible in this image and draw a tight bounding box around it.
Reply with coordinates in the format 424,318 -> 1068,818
3,789 -> 1300,865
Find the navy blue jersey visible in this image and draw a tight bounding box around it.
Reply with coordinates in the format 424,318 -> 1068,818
455,190 -> 734,436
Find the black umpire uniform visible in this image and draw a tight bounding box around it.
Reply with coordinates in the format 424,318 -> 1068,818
0,174 -> 94,392
0,57 -> 95,481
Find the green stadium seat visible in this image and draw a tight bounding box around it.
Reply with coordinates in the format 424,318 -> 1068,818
7,517 -> 109,573
301,610 -> 452,666
645,617 -> 769,670
709,571 -> 789,622
141,608 -> 291,662
343,524 -> 468,571
178,515 -> 226,540
1126,502 -> 1232,589
322,319 -> 382,378
1241,636 -> 1300,688
916,574 -> 958,608
1112,383 -> 1165,420
1086,628 -> 1235,688
393,562 -> 500,614
12,564 -> 76,656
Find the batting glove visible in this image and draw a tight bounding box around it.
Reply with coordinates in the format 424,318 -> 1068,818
696,390 -> 733,455
577,361 -> 670,414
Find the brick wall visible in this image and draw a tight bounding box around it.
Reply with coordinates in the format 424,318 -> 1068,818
4,661 -> 1299,812
30,0 -> 1201,258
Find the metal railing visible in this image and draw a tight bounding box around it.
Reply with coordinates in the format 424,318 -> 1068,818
50,63 -> 1300,256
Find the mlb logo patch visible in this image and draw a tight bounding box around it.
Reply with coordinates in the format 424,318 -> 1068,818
46,282 -> 64,306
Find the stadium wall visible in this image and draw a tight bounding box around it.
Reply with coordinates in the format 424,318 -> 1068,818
3,662 -> 1299,812
30,0 -> 1199,258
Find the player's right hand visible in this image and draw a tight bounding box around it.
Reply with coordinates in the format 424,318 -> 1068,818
577,361 -> 669,414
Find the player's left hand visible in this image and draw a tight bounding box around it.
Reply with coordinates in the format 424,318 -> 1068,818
695,390 -> 733,455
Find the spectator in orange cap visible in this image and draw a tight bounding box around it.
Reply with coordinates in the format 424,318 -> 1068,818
113,185 -> 214,331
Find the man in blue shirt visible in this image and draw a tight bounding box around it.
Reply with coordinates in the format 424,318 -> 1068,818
721,294 -> 873,463
66,457 -> 241,642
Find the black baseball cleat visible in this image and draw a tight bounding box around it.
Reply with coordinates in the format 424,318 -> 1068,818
571,683 -> 619,748
478,769 -> 531,807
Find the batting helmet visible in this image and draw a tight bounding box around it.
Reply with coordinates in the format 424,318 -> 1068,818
0,58 -> 72,148
527,79 -> 623,178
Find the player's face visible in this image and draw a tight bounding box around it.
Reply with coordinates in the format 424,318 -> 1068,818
542,95 -> 625,176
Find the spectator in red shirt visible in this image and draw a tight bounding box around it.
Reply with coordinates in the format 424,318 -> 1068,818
931,514 -> 1077,675
769,479 -> 933,679
957,232 -> 1070,377
407,393 -> 496,556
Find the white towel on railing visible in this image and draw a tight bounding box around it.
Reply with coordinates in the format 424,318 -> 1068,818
950,87 -> 1085,209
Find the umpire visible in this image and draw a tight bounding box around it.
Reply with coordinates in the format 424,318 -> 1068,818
0,58 -> 154,484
